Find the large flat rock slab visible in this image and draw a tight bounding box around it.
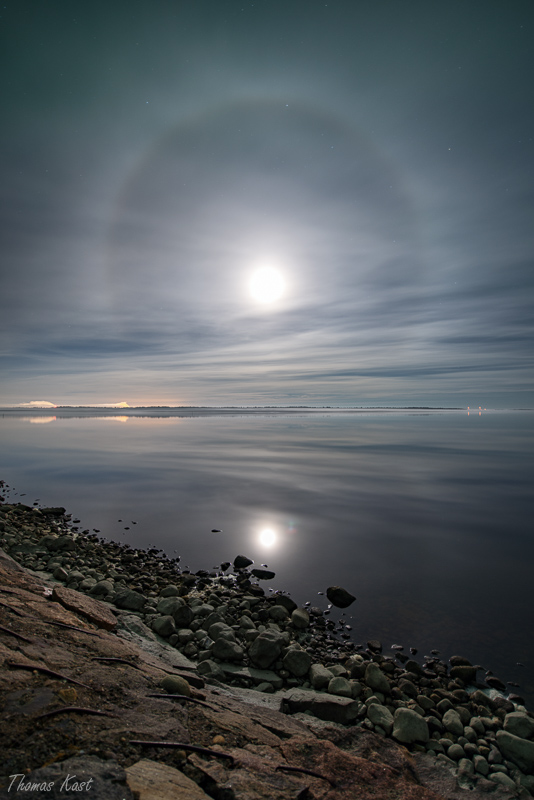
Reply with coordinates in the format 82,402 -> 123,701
125,759 -> 212,799
51,585 -> 117,631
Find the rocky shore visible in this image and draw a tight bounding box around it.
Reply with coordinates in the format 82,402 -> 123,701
1,492 -> 534,799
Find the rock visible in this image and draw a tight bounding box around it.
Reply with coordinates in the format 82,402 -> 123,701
328,676 -> 352,697
367,639 -> 382,653
392,708 -> 430,744
197,659 -> 225,680
113,588 -> 147,611
248,630 -> 285,669
173,604 -> 194,628
40,506 -> 67,516
309,663 -> 333,690
364,662 -> 391,694
290,608 -> 309,629
251,568 -> 275,580
268,604 -> 289,622
160,584 -> 180,597
152,615 -> 176,637
220,664 -> 284,690
157,596 -> 185,616
126,758 -> 211,799
283,648 -> 312,677
271,595 -> 298,613
486,675 -> 507,691
212,638 -> 244,661
283,688 -> 360,725
449,665 -> 478,683
208,622 -> 235,641
234,555 -> 253,569
89,579 -> 114,596
367,703 -> 394,734
496,730 -> 534,773
51,585 -> 118,631
442,708 -> 464,736
473,754 -> 490,775
447,743 -> 465,760
326,585 -> 356,608
160,675 -> 191,696
489,772 -> 517,790
504,711 -> 534,740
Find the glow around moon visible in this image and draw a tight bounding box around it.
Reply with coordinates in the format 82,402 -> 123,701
258,528 -> 277,547
249,267 -> 286,304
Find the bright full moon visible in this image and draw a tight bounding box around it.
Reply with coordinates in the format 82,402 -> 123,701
259,528 -> 277,547
249,267 -> 285,304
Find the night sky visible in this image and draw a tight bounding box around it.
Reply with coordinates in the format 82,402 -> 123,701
2,0 -> 533,408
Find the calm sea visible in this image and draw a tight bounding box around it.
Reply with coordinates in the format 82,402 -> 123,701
1,408 -> 533,706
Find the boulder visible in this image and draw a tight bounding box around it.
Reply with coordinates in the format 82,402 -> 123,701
310,663 -> 333,690
283,689 -> 360,725
504,712 -> 534,740
234,555 -> 253,569
367,703 -> 394,735
268,604 -> 289,622
283,648 -> 312,677
364,662 -> 391,694
326,586 -> 356,608
152,615 -> 176,637
248,630 -> 284,669
251,568 -> 275,580
442,708 -> 464,736
113,588 -> 146,611
496,730 -> 534,773
212,638 -> 244,661
328,676 -> 352,698
392,708 -> 429,744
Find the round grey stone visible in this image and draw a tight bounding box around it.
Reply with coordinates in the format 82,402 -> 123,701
156,596 -> 185,616
364,662 -> 391,694
367,703 -> 394,735
291,608 -> 310,629
248,630 -> 284,669
283,648 -> 312,677
442,708 -> 464,736
392,708 -> 430,744
212,638 -> 244,661
152,615 -> 176,637
327,676 -> 352,698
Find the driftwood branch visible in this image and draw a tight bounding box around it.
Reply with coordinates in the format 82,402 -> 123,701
36,706 -> 118,720
7,661 -> 90,689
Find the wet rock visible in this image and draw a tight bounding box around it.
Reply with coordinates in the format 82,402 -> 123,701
450,664 -> 478,683
251,568 -> 275,580
496,730 -> 534,773
233,554 -> 253,569
326,585 -> 356,608
392,707 -> 430,744
367,639 -> 382,653
248,629 -> 284,669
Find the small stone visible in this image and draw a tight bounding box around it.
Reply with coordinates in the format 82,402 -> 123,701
268,604 -> 289,622
197,659 -> 225,680
447,744 -> 465,761
473,754 -> 490,775
89,579 -> 114,596
248,630 -> 284,669
310,663 -> 333,690
113,588 -> 146,611
326,586 -> 356,608
251,568 -> 275,580
212,638 -> 244,661
160,584 -> 180,596
160,675 -> 191,696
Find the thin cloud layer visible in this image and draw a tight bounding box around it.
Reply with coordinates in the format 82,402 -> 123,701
1,1 -> 533,407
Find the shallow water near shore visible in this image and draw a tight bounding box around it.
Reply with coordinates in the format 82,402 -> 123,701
1,408 -> 533,706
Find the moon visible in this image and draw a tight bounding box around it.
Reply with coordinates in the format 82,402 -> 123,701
259,528 -> 277,547
249,267 -> 285,304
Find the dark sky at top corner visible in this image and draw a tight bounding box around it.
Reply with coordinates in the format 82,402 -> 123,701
1,0 -> 533,406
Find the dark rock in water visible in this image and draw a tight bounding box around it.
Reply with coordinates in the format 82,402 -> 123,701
211,528 -> 222,532
486,675 -> 507,691
234,554 -> 254,569
450,655 -> 472,667
272,594 -> 298,613
450,664 -> 479,683
220,562 -> 231,571
367,639 -> 382,653
39,506 -> 67,516
326,586 -> 356,608
251,568 -> 276,580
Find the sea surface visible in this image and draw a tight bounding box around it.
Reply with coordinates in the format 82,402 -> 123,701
1,407 -> 533,706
